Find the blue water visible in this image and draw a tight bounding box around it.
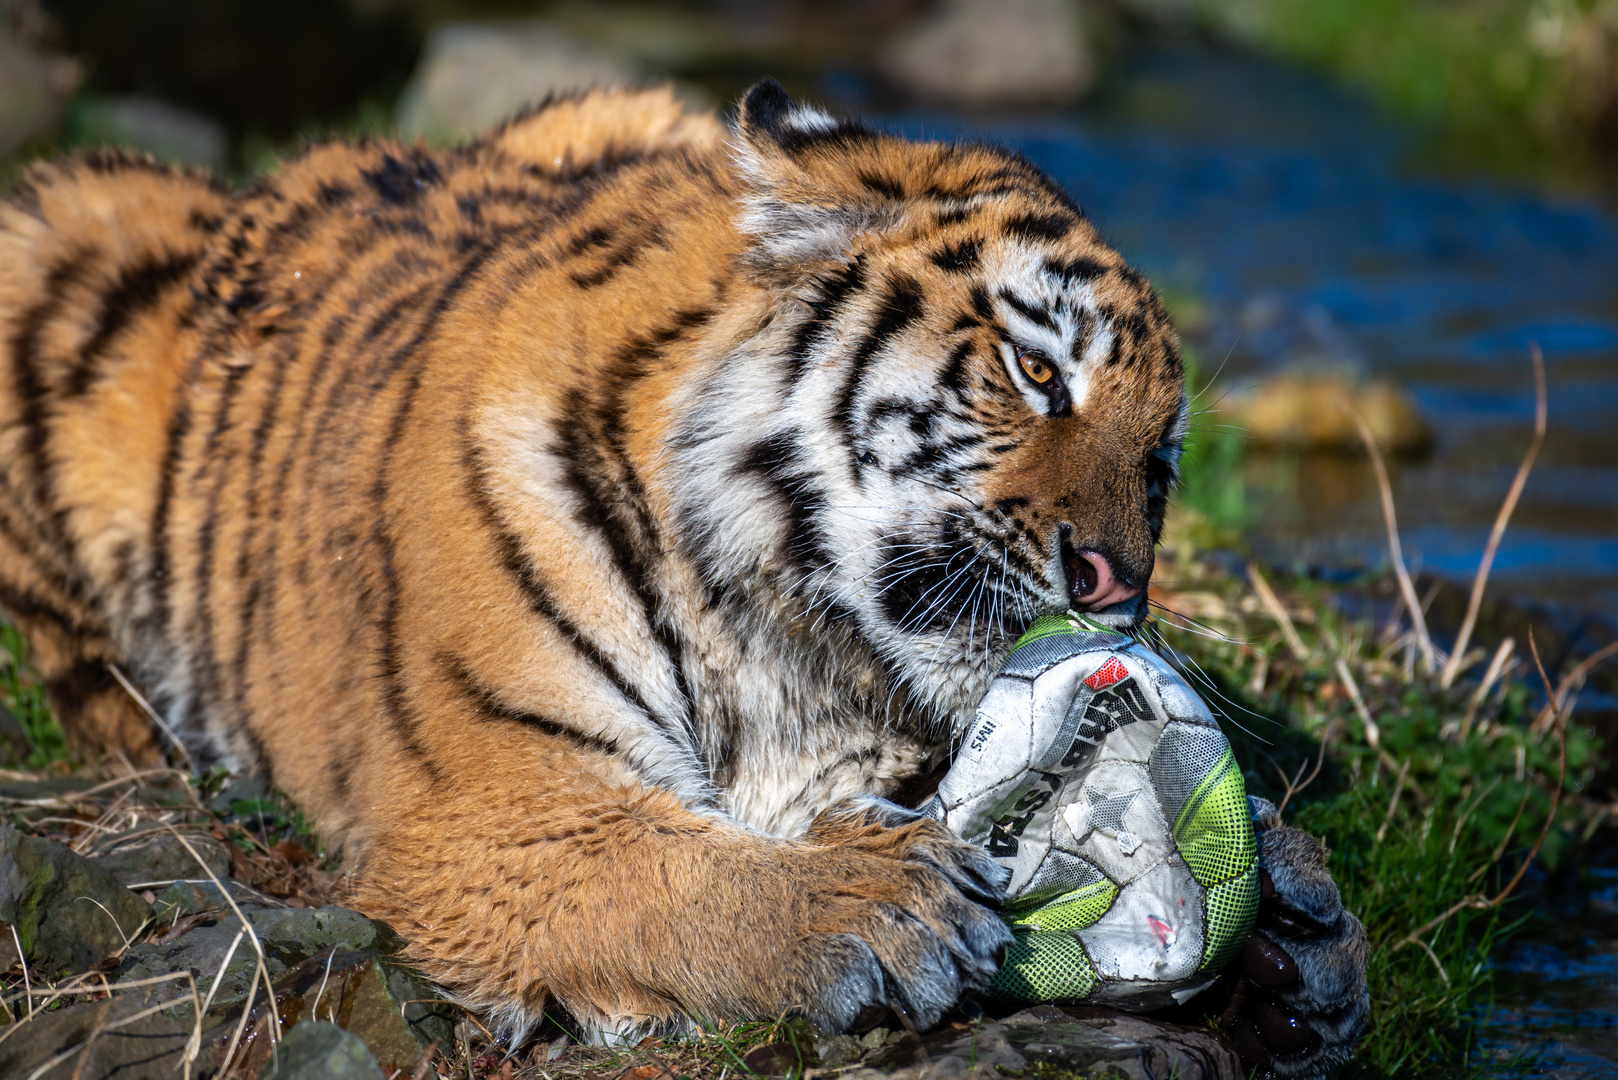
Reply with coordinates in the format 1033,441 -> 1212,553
875,42 -> 1618,616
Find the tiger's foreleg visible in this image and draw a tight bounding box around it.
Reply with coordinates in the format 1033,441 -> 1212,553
347,737 -> 1012,1042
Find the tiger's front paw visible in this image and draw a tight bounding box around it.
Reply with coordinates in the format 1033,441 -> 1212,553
1219,797 -> 1370,1079
786,797 -> 1015,1032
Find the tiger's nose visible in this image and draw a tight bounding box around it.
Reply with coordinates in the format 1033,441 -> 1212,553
1063,548 -> 1142,611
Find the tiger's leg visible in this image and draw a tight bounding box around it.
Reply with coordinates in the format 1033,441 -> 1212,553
348,729 -> 1012,1041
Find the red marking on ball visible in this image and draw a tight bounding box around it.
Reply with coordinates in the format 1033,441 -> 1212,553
1085,656 -> 1128,690
1147,916 -> 1174,948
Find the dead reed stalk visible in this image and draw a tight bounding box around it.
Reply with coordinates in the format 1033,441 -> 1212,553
1347,408 -> 1439,673
1440,346 -> 1547,689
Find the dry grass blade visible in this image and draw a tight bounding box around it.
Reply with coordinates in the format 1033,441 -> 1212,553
1277,720 -> 1335,815
1336,658 -> 1381,751
1459,637 -> 1515,739
107,663 -> 196,774
1247,563 -> 1308,661
160,825 -> 284,1069
1395,631 -> 1569,950
1533,640 -> 1618,735
1440,346 -> 1546,689
1375,757 -> 1411,845
1347,406 -> 1439,673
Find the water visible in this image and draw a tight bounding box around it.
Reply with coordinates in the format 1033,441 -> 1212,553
874,42 -> 1618,618
1485,844 -> 1618,1077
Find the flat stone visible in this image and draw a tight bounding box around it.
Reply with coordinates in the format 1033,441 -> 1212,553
865,1005 -> 1240,1080
0,993 -> 231,1080
259,1021 -> 386,1080
879,0 -> 1094,107
72,95 -> 228,170
150,877 -> 272,921
395,20 -> 639,142
89,828 -> 233,890
117,904 -> 383,1011
0,825 -> 152,978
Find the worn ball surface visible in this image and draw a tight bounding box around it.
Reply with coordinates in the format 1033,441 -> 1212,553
926,615 -> 1259,1010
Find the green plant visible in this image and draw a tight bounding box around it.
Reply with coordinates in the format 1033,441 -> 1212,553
0,617 -> 69,768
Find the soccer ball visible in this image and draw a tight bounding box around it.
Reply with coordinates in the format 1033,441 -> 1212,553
924,614 -> 1259,1010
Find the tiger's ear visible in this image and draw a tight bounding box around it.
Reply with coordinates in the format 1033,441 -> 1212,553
733,79 -> 900,283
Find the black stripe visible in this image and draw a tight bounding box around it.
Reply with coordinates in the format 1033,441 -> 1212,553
440,653 -> 623,759
10,249 -> 93,558
63,252 -> 199,398
831,273 -> 924,449
1005,212 -> 1072,243
787,257 -> 866,381
458,417 -> 666,730
931,238 -> 980,273
1045,255 -> 1107,285
735,430 -> 834,575
999,290 -> 1056,331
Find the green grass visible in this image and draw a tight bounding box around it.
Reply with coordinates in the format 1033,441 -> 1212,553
1155,0 -> 1617,176
0,618 -> 69,769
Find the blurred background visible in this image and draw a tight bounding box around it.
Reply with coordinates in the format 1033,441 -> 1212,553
2,0 -> 1617,1074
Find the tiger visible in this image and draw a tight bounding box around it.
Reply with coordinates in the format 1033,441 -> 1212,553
0,80 -> 1367,1075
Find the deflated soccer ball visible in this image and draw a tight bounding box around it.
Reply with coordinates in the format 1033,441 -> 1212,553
924,614 -> 1259,1010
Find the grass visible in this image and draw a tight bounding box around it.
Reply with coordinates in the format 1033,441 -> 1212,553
1142,0 -> 1618,178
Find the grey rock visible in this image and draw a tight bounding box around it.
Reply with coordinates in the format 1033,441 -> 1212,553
879,0 -> 1095,107
117,904 -> 383,1010
0,992 -> 230,1080
260,1021 -> 386,1080
396,20 -> 639,142
868,1005 -> 1239,1080
268,949 -> 455,1070
89,828 -> 232,890
151,877 -> 272,921
0,825 -> 152,978
73,95 -> 228,170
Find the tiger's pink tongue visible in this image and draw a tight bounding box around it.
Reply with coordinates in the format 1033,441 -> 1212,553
1066,549 -> 1140,611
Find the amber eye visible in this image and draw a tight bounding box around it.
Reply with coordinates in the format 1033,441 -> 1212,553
1018,351 -> 1054,385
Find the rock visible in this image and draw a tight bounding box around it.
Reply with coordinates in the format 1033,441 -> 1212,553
117,903 -> 384,1010
89,828 -> 233,890
0,825 -> 152,978
0,4 -> 79,156
395,21 -> 639,143
150,877 -> 271,921
879,0 -> 1095,108
260,1021 -> 387,1080
0,992 -> 230,1080
263,950 -> 454,1072
73,95 -> 228,170
1236,370 -> 1432,455
864,1005 -> 1240,1080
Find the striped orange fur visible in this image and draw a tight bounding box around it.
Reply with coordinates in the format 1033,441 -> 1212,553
0,82 -> 1186,1040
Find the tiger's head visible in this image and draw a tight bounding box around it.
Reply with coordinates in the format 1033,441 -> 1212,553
673,81 -> 1186,721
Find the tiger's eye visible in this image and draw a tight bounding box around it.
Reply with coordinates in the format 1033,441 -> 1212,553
1019,352 -> 1054,384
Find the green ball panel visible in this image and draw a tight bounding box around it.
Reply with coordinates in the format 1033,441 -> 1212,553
985,930 -> 1098,1003
1199,862 -> 1261,972
1173,748 -> 1258,888
1005,879 -> 1119,934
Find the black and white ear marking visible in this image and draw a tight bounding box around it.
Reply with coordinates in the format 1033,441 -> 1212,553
733,80 -> 895,282
738,78 -> 851,148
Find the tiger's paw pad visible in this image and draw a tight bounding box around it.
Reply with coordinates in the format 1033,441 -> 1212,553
1222,798 -> 1371,1079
